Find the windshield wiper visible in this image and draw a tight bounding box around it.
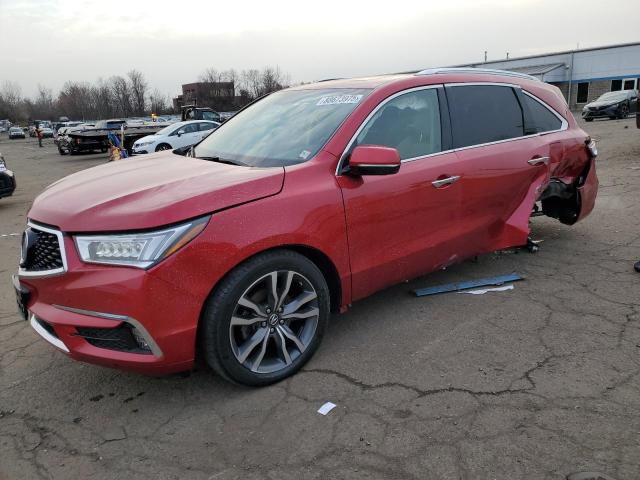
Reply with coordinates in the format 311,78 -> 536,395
197,156 -> 246,166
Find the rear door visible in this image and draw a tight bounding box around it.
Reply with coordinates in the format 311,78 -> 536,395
445,84 -> 559,253
338,86 -> 469,301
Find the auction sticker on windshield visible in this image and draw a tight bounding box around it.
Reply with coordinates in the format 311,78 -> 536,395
316,94 -> 363,106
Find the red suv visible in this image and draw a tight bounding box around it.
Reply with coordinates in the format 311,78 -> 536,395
14,69 -> 598,386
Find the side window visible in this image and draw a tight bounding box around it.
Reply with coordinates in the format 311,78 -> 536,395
202,111 -> 220,122
182,123 -> 199,134
199,122 -> 215,131
520,93 -> 563,134
353,89 -> 441,160
447,85 -> 523,148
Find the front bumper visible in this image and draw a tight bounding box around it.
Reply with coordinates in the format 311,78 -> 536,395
15,235 -> 203,375
132,146 -> 152,154
582,105 -> 620,119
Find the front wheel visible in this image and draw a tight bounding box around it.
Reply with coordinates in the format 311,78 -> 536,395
201,250 -> 330,386
618,104 -> 629,119
155,143 -> 171,152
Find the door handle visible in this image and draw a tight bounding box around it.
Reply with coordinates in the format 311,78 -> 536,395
431,175 -> 460,188
528,156 -> 550,166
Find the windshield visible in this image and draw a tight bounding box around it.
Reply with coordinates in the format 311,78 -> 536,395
597,91 -> 627,102
155,124 -> 179,136
194,88 -> 370,167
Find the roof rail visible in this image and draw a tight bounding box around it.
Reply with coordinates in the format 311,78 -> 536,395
415,67 -> 540,82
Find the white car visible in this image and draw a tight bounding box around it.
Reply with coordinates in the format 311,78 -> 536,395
132,120 -> 220,154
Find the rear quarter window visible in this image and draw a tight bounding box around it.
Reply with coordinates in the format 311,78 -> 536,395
520,93 -> 563,134
446,85 -> 524,148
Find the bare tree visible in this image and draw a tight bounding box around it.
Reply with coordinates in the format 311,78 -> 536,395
109,75 -> 132,117
149,89 -> 169,115
127,69 -> 148,116
0,81 -> 23,121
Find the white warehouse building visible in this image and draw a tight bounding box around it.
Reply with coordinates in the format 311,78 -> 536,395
458,42 -> 640,110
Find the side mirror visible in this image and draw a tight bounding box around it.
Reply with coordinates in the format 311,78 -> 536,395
177,129 -> 185,137
348,145 -> 401,176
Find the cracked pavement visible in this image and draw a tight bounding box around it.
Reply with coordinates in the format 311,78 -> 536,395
1,118 -> 639,479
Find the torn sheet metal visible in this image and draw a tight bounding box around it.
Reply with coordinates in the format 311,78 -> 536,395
413,273 -> 523,297
459,284 -> 514,295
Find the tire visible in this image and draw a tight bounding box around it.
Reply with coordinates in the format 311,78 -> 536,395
201,249 -> 330,386
618,104 -> 629,119
155,143 -> 171,152
585,118 -> 593,122
101,147 -> 108,153
58,145 -> 67,156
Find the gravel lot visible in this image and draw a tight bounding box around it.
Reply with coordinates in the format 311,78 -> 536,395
1,118 -> 639,480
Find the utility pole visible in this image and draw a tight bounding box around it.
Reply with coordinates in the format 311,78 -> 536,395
506,52 -> 510,59
484,51 -> 487,62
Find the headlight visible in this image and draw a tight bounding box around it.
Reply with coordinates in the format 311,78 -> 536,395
0,156 -> 6,171
74,216 -> 209,268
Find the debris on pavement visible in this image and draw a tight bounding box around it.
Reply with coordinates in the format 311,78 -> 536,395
413,273 -> 524,297
459,284 -> 515,295
566,472 -> 618,480
317,402 -> 337,415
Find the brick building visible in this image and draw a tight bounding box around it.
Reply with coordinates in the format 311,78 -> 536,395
457,42 -> 640,110
172,81 -> 236,110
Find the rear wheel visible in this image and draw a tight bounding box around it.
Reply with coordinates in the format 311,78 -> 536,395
155,143 -> 171,152
201,250 -> 330,386
58,145 -> 67,155
584,118 -> 593,122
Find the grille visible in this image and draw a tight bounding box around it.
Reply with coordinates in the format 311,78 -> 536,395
75,324 -> 151,354
22,227 -> 64,272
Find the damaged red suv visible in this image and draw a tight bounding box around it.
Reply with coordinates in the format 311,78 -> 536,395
14,68 -> 598,386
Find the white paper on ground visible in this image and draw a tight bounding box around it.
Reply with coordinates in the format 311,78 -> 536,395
459,284 -> 515,295
317,402 -> 337,415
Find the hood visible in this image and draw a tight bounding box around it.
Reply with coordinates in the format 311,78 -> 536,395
29,152 -> 285,232
134,134 -> 158,144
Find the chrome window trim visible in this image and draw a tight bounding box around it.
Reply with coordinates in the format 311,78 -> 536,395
335,82 -> 569,175
18,221 -> 68,278
30,314 -> 69,353
335,84 -> 443,175
52,304 -> 164,358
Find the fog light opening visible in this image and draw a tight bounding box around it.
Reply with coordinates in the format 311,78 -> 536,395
131,326 -> 152,353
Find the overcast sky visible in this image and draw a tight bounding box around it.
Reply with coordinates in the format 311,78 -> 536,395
1,0 -> 638,99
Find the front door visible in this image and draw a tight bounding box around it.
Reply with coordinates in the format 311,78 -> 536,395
337,86 -> 467,301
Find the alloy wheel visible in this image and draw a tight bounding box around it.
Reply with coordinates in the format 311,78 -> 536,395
229,270 -> 319,374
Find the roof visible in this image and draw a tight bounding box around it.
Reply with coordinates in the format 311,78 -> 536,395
506,63 -> 566,76
458,41 -> 640,67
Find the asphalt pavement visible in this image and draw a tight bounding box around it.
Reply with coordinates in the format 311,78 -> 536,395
1,119 -> 639,480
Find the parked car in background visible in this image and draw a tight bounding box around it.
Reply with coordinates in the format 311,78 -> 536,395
40,127 -> 54,138
582,89 -> 638,121
132,120 -> 220,154
8,127 -> 26,139
93,119 -> 127,130
15,69 -> 598,386
57,124 -> 104,155
0,152 -> 16,199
